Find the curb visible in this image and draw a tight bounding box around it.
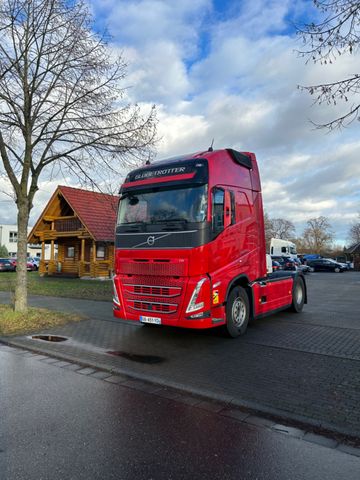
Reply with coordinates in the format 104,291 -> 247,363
1,336 -> 360,451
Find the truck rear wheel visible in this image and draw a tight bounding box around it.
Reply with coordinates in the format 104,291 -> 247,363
225,287 -> 250,337
290,277 -> 305,313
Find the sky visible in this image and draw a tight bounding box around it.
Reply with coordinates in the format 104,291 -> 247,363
0,0 -> 360,245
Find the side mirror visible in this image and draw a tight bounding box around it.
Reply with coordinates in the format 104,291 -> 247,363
224,191 -> 231,228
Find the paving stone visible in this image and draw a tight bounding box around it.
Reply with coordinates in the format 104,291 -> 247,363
39,357 -> 61,364
271,424 -> 305,438
154,388 -> 182,400
121,379 -> 160,393
196,401 -> 226,413
336,444 -> 360,457
244,416 -> 276,429
31,354 -> 51,361
303,432 -> 338,448
221,409 -> 250,422
90,371 -> 112,380
52,361 -> 72,368
104,375 -> 127,384
76,367 -> 96,375
62,363 -> 83,371
175,395 -> 202,407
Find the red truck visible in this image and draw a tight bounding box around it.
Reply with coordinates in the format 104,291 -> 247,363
113,148 -> 306,337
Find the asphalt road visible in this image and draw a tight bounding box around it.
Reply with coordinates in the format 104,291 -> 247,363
1,345 -> 359,480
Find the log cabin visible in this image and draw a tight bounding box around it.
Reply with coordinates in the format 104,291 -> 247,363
28,186 -> 118,278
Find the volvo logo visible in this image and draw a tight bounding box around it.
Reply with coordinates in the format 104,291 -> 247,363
147,235 -> 155,246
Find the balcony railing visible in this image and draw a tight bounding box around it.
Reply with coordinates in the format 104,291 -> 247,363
54,218 -> 83,232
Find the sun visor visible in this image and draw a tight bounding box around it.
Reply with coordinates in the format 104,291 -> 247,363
120,159 -> 208,192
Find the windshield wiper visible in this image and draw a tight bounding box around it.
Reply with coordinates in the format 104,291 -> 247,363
122,221 -> 146,225
151,218 -> 188,224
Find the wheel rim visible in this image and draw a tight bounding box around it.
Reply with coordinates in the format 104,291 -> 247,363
232,297 -> 247,327
295,283 -> 303,304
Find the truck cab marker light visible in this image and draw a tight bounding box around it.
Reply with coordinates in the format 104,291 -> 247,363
186,278 -> 207,313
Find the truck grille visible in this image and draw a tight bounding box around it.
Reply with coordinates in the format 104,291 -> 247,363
124,284 -> 181,298
117,258 -> 187,276
129,300 -> 177,314
119,274 -> 184,316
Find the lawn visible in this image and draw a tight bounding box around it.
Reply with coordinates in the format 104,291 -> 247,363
0,272 -> 113,301
0,304 -> 83,336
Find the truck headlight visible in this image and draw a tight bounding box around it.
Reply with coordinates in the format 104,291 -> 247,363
113,277 -> 120,306
186,278 -> 207,313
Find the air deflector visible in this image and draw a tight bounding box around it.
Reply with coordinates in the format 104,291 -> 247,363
227,149 -> 252,169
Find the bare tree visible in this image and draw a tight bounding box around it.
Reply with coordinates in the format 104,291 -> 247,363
0,0 -> 157,312
263,211 -> 273,251
302,216 -> 334,253
297,0 -> 360,129
269,218 -> 296,240
348,213 -> 360,244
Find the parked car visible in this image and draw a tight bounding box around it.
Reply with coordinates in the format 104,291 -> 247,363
271,256 -> 297,271
307,258 -> 347,273
329,258 -> 350,270
272,260 -> 282,271
0,258 -> 16,272
271,255 -> 312,274
292,257 -> 313,274
8,258 -> 38,271
27,257 -> 40,270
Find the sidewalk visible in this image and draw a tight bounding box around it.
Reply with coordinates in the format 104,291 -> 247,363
1,286 -> 360,441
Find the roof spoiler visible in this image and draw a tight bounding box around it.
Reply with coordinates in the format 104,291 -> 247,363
226,149 -> 252,169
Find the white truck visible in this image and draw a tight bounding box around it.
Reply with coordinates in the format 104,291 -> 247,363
270,238 -> 297,259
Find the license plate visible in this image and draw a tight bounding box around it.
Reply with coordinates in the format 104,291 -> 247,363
140,315 -> 162,325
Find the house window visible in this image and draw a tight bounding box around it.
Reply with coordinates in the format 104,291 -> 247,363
96,245 -> 105,259
9,231 -> 17,243
66,246 -> 75,258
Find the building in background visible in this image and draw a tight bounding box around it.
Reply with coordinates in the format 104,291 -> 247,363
344,242 -> 360,271
0,224 -> 44,258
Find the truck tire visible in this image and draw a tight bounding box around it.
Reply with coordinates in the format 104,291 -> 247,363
290,277 -> 305,313
225,286 -> 250,337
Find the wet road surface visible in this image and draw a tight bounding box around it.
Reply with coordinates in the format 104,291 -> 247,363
0,346 -> 359,480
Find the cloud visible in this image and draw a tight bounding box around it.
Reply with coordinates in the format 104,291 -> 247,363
1,0 -> 359,246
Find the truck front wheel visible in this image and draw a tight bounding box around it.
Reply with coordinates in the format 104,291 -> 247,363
290,277 -> 305,313
225,287 -> 250,337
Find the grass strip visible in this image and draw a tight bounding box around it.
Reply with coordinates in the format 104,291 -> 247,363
0,272 -> 112,301
0,304 -> 84,336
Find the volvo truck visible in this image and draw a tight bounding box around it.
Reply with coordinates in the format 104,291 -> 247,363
113,148 -> 306,337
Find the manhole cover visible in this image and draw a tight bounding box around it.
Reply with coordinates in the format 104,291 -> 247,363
107,351 -> 165,364
32,335 -> 68,342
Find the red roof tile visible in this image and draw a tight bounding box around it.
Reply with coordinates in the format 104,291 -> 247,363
59,186 -> 118,242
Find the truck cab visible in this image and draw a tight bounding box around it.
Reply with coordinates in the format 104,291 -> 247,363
270,238 -> 298,259
113,149 -> 306,337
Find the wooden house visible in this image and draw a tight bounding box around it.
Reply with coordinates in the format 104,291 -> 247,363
344,242 -> 360,271
28,186 -> 118,278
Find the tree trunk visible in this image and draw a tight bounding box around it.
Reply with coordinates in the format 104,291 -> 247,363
14,200 -> 29,312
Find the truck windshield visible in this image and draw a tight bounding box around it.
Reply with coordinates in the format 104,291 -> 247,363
118,185 -> 207,225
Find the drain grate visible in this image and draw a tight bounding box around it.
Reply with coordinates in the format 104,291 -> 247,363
107,351 -> 165,364
32,335 -> 68,342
